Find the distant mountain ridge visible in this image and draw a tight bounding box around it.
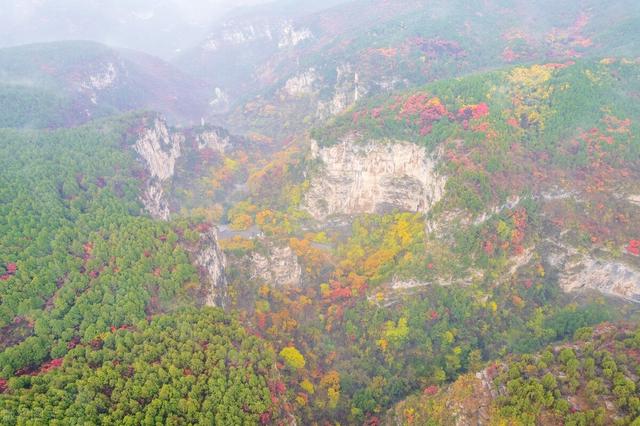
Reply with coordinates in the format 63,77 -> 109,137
0,41 -> 211,128
176,0 -> 640,138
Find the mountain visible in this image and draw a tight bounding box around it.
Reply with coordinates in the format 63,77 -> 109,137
99,57 -> 638,424
203,57 -> 640,424
0,0 -> 278,59
1,58 -> 639,425
0,41 -> 211,128
177,0 -> 640,138
1,1 -> 640,425
0,113 -> 298,423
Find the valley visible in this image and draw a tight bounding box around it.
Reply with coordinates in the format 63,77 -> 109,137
1,1 -> 640,425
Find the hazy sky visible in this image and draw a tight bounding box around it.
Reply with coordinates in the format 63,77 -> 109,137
0,0 -> 273,57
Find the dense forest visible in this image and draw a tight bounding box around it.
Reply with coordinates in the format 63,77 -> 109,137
2,61 -> 640,426
0,309 -> 278,425
388,323 -> 640,425
2,0 -> 640,425
0,117 -> 291,424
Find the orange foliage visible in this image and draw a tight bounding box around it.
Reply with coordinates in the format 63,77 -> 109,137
373,47 -> 398,58
289,238 -> 329,276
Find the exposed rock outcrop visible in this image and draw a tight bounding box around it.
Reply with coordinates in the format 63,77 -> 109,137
283,68 -> 318,97
385,367 -> 498,426
132,118 -> 230,308
197,129 -> 231,154
546,241 -> 640,303
304,138 -> 446,220
251,244 -> 302,288
559,257 -> 640,303
202,19 -> 311,50
134,118 -> 182,181
133,117 -> 183,220
317,64 -> 363,117
209,87 -> 231,113
628,194 -> 640,207
79,62 -> 118,104
278,22 -> 312,48
192,229 -> 229,308
140,182 -> 171,222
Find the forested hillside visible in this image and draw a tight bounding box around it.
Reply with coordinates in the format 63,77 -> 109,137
0,309 -> 278,425
387,324 -> 640,425
0,42 -> 211,128
0,116 -> 293,423
174,58 -> 640,424
179,0 -> 640,137
1,0 -> 640,425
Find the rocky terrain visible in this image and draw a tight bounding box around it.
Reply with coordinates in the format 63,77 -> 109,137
134,117 -> 183,220
386,323 -> 640,425
305,138 -> 446,219
2,1 -> 640,425
251,243 -> 303,288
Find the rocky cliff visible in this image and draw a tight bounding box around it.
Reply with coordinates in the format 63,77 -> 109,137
196,128 -> 231,154
192,229 -> 229,308
545,241 -> 640,303
133,117 -> 184,220
250,243 -> 303,288
385,368 -> 497,426
130,118 -> 235,308
304,138 -> 446,220
283,68 -> 319,97
316,64 -> 363,118
79,62 -> 118,105
557,256 -> 640,303
201,18 -> 312,51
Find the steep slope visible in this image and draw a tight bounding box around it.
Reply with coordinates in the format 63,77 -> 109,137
178,0 -> 640,138
304,138 -> 446,219
193,58 -> 640,424
307,58 -> 640,303
385,323 -> 640,425
2,4 -> 640,424
0,41 -> 210,128
0,114 -> 229,380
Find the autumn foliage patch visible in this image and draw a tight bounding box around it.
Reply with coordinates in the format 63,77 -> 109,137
627,240 -> 640,256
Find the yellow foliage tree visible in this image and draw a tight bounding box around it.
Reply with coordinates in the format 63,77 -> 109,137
506,64 -> 555,132
300,379 -> 315,394
320,371 -> 341,409
384,317 -> 410,347
280,346 -> 306,370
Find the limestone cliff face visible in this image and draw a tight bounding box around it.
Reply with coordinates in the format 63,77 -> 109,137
197,129 -> 231,154
546,242 -> 640,303
304,138 -> 446,220
283,68 -> 319,97
131,118 -> 230,308
134,118 -> 182,181
559,257 -> 640,303
209,87 -> 231,113
79,62 -> 118,105
133,117 -> 183,220
250,243 -> 302,288
278,22 -> 312,48
192,229 -> 229,308
317,64 -> 363,118
139,183 -> 171,222
202,19 -> 311,51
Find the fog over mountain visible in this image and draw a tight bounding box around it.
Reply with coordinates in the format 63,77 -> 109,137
0,0 -> 274,58
2,1 -> 640,425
